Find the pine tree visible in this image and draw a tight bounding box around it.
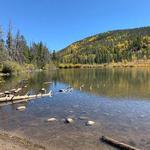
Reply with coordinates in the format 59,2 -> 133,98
6,22 -> 14,58
0,26 -> 4,51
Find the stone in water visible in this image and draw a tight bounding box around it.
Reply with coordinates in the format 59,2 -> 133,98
17,106 -> 26,110
65,118 -> 74,123
86,121 -> 95,126
47,118 -> 57,122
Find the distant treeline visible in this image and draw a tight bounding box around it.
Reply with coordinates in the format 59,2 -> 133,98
57,27 -> 150,64
1,24 -> 150,73
0,22 -> 52,71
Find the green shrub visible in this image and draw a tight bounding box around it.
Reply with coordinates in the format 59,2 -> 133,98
1,61 -> 25,75
1,63 -> 12,74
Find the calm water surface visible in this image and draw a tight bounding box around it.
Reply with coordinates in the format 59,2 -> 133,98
0,68 -> 150,150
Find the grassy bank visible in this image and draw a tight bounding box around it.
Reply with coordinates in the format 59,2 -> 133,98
0,61 -> 35,76
58,59 -> 150,69
0,61 -> 56,76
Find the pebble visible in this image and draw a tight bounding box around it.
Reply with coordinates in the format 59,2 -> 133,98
16,106 -> 26,111
41,88 -> 46,92
47,118 -> 57,122
86,121 -> 95,126
65,118 -> 74,123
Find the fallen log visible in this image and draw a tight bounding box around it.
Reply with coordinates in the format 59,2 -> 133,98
0,99 -> 29,107
14,88 -> 22,93
101,136 -> 140,150
0,91 -> 52,103
0,93 -> 5,97
0,88 -> 23,97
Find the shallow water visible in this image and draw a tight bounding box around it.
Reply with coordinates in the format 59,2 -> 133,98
0,68 -> 150,150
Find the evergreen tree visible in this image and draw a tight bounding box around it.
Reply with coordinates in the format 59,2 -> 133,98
6,23 -> 13,50
0,26 -> 4,51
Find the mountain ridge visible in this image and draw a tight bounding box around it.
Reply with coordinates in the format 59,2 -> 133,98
59,26 -> 150,51
57,26 -> 150,64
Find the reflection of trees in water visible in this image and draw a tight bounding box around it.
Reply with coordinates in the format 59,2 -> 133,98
0,72 -> 54,95
56,68 -> 150,98
0,68 -> 150,98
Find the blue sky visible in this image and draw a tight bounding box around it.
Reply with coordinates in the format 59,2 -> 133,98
0,0 -> 150,51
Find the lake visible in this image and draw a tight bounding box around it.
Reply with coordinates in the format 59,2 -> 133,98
0,68 -> 150,150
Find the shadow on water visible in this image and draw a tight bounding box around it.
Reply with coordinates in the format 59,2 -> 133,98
0,68 -> 150,149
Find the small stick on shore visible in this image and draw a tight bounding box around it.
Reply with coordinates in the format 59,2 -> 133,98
101,136 -> 140,150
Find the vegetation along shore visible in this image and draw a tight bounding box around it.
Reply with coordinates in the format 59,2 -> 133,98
1,24 -> 150,75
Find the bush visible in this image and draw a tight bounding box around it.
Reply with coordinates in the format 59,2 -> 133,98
1,61 -> 25,75
1,63 -> 12,74
44,63 -> 56,70
24,63 -> 35,72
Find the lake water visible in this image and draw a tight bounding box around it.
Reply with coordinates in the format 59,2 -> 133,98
0,68 -> 150,150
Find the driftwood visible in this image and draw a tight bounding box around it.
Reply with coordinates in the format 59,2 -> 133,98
0,99 -> 30,107
0,93 -> 5,97
0,91 -> 52,103
14,88 -> 22,93
0,88 -> 23,97
101,136 -> 140,150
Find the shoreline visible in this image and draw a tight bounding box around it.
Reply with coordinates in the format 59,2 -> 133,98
58,60 -> 150,69
0,130 -> 46,150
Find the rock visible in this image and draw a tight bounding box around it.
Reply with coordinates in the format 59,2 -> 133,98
59,89 -> 66,93
41,88 -> 46,92
86,121 -> 95,126
65,118 -> 74,123
79,116 -> 88,120
16,106 -> 26,111
47,118 -> 57,122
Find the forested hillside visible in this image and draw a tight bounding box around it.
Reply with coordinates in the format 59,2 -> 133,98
57,27 -> 150,64
0,23 -> 52,74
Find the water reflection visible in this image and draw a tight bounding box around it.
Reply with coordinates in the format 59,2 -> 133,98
0,68 -> 150,149
55,68 -> 150,99
1,68 -> 150,98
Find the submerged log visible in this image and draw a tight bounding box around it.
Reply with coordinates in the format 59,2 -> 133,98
101,136 -> 140,150
0,91 -> 52,103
